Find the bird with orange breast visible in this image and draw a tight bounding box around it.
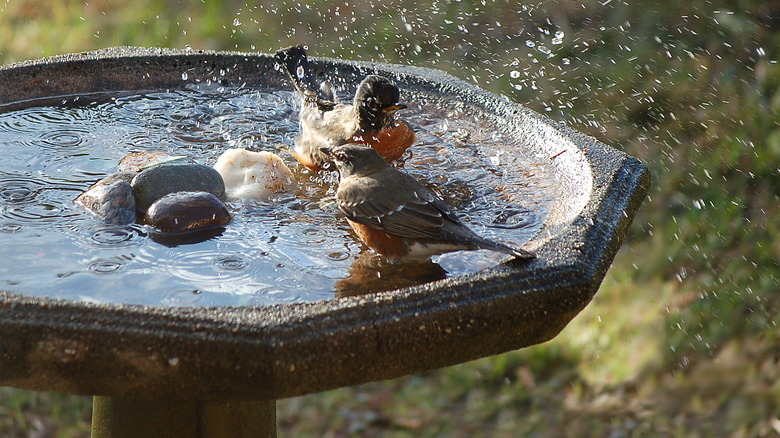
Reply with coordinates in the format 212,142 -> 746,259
320,144 -> 535,260
276,45 -> 416,171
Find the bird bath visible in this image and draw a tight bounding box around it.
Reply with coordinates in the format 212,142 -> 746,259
0,47 -> 649,437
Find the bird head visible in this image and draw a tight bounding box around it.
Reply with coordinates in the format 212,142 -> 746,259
354,75 -> 408,130
319,144 -> 389,177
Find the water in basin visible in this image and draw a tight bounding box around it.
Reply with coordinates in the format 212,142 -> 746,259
0,83 -> 553,306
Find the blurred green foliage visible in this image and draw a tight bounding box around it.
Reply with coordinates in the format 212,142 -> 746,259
1,0 -> 779,436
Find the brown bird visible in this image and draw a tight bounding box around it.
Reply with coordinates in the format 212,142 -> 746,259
321,144 -> 535,260
276,45 -> 416,171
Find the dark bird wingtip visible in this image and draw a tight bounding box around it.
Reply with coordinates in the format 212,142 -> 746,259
477,239 -> 536,260
275,44 -> 307,61
490,241 -> 535,260
511,248 -> 536,259
275,45 -> 308,78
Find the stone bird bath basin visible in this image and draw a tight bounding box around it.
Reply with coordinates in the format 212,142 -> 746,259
0,47 -> 649,437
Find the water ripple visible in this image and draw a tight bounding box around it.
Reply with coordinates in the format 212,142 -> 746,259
89,226 -> 142,248
87,258 -> 127,274
0,177 -> 43,204
39,129 -> 87,148
212,254 -> 250,272
0,222 -> 23,233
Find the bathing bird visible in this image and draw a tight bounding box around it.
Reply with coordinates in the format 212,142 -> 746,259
276,45 -> 416,171
321,144 -> 535,260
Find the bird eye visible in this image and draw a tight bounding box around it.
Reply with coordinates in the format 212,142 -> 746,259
364,97 -> 380,109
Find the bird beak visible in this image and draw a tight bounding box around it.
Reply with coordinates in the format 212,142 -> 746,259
319,146 -> 333,156
383,103 -> 408,113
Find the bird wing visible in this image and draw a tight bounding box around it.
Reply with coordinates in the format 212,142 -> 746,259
276,46 -> 337,112
337,170 -> 459,240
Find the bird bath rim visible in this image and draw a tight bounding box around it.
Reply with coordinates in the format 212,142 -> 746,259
0,47 -> 649,400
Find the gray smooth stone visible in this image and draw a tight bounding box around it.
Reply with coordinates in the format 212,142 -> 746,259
131,163 -> 226,214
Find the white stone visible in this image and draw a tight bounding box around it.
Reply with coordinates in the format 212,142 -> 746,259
213,149 -> 296,200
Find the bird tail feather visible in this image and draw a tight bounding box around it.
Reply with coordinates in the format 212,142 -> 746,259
480,240 -> 535,259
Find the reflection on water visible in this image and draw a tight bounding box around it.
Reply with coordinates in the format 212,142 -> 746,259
0,84 -> 551,306
335,253 -> 449,298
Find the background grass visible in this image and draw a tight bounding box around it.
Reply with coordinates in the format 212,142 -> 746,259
1,0 -> 779,436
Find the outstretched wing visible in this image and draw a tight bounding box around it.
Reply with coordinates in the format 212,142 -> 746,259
276,45 -> 337,112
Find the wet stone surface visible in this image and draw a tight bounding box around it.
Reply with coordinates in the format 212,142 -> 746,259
118,151 -> 192,173
143,191 -> 231,234
213,148 -> 296,200
75,172 -> 136,225
131,163 -> 226,214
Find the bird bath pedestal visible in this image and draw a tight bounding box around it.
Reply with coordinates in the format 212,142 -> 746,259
0,48 -> 649,437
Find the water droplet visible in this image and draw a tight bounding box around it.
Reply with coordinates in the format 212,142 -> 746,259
181,72 -> 188,80
454,128 -> 470,140
509,70 -> 520,79
552,30 -> 565,45
232,18 -> 242,26
327,251 -> 350,261
525,40 -> 536,48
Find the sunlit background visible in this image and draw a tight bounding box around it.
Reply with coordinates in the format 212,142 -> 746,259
1,0 -> 779,436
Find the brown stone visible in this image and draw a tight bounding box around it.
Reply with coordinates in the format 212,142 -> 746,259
143,191 -> 231,233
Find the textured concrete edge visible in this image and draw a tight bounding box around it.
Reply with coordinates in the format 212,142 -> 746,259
0,265 -> 597,400
0,47 -> 649,399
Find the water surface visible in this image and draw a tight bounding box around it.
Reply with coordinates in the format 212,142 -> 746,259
0,84 -> 551,306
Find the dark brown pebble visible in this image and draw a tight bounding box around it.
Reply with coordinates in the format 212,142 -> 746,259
143,191 -> 231,233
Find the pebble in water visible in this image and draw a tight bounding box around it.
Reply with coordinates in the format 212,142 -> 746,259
118,151 -> 192,173
143,191 -> 231,234
75,172 -> 137,225
213,148 -> 296,200
131,163 -> 226,214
